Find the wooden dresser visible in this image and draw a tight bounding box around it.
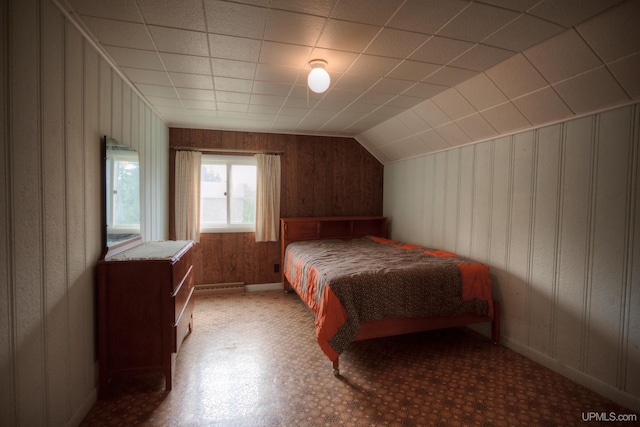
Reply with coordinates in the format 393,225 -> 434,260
97,240 -> 195,398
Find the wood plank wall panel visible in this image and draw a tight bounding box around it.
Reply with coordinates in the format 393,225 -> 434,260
0,0 -> 9,421
42,3 -> 69,424
556,116 -> 593,370
2,0 -> 170,424
382,103 -> 640,411
169,128 -> 383,285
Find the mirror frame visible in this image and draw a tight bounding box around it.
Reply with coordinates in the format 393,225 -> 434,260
101,136 -> 142,259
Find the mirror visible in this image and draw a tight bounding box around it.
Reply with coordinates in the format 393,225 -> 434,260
102,136 -> 141,255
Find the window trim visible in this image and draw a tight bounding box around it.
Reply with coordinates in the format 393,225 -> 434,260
200,154 -> 257,233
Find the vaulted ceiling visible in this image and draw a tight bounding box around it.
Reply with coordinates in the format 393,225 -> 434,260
58,0 -> 639,163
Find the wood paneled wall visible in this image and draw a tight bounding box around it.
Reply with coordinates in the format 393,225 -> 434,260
383,103 -> 640,412
1,0 -> 169,424
169,128 -> 384,285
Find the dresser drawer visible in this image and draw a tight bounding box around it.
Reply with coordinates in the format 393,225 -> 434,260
173,265 -> 193,324
171,246 -> 193,292
174,289 -> 194,354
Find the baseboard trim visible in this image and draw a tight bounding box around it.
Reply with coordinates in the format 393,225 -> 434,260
502,337 -> 640,413
67,386 -> 97,427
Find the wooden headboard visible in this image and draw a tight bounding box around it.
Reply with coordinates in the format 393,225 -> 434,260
280,216 -> 387,290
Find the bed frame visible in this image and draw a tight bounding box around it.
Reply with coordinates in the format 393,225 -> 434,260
280,216 -> 501,375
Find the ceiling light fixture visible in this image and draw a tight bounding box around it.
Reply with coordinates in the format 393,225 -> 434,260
307,59 -> 330,94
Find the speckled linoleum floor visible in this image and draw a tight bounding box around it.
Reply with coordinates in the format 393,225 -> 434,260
81,291 -> 634,426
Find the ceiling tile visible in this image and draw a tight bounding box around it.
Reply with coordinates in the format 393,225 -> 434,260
553,67 -> 629,114
317,19 -> 380,53
331,0 -> 403,25
218,102 -> 250,112
265,10 -> 326,46
456,113 -> 498,141
211,58 -> 257,79
357,92 -> 396,105
169,73 -> 214,89
182,100 -> 217,110
345,55 -> 402,77
332,74 -> 381,92
250,94 -> 287,106
432,89 -> 477,120
402,82 -> 448,99
434,122 -> 471,146
121,68 -> 172,86
105,46 -> 164,70
476,0 -> 538,12
529,0 -> 624,28
387,136 -> 430,159
480,102 -> 531,134
423,66 -> 477,87
386,60 -> 441,81
252,81 -> 293,96
437,2 -> 519,43
137,0 -> 207,31
205,0 -> 268,38
145,96 -> 183,107
397,109 -> 430,133
270,0 -> 336,16
68,0 -> 144,22
412,99 -> 451,127
484,14 -> 564,52
208,34 -> 262,62
365,28 -> 429,59
386,95 -> 426,109
524,29 -> 602,84
418,129 -> 449,152
608,53 -> 640,99
81,17 -> 155,50
449,44 -> 515,72
160,53 -> 212,74
214,77 -> 254,93
409,36 -> 474,65
369,78 -> 415,94
511,87 -> 573,126
136,83 -> 178,98
456,73 -> 508,111
215,91 -> 251,104
259,42 -> 313,68
388,0 -> 469,34
577,0 -> 640,62
149,26 -> 209,57
177,88 -> 216,101
484,53 -> 547,98
254,64 -> 300,84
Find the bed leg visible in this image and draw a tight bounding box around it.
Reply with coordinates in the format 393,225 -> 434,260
491,301 -> 501,345
332,359 -> 339,376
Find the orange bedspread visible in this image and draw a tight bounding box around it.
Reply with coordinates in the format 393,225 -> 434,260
284,237 -> 493,361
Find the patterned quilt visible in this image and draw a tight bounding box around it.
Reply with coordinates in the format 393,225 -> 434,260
284,236 -> 493,361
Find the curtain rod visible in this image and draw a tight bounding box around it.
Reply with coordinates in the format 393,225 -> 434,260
171,146 -> 284,156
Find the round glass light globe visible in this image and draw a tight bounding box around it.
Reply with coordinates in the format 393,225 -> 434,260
307,67 -> 330,93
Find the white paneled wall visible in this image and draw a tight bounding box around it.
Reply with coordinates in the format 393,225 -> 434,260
0,0 -> 169,425
384,103 -> 640,411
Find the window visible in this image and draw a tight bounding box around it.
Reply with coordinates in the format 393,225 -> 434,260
200,155 -> 257,232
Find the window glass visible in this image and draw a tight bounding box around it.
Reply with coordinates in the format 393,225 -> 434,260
200,155 -> 256,232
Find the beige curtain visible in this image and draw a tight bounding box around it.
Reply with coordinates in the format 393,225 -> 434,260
175,150 -> 202,242
255,154 -> 281,242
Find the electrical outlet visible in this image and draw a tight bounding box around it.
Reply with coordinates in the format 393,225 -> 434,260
274,263 -> 280,273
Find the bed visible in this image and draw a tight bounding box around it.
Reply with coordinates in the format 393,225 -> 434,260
280,216 -> 501,375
